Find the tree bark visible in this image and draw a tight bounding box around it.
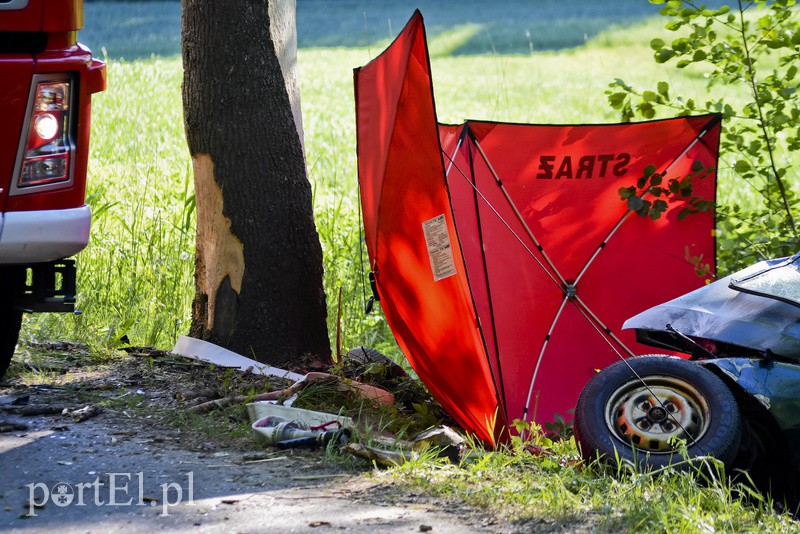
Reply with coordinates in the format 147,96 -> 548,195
181,0 -> 330,366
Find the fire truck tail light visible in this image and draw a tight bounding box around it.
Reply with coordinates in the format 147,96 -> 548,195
16,80 -> 74,189
34,113 -> 60,141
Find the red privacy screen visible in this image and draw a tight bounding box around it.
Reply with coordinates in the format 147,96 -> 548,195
355,10 -> 718,444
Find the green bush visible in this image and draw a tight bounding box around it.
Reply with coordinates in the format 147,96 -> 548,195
607,0 -> 800,274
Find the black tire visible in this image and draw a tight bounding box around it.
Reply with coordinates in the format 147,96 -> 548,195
574,355 -> 741,471
0,304 -> 22,380
0,267 -> 24,380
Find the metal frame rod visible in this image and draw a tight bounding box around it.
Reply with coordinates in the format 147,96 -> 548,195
469,133 -> 566,286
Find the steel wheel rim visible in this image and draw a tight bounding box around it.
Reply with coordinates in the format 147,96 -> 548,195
604,375 -> 710,454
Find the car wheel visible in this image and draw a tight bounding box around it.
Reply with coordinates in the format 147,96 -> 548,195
574,355 -> 741,471
0,267 -> 24,379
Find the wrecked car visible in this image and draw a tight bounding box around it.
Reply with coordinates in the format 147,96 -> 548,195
574,252 -> 800,497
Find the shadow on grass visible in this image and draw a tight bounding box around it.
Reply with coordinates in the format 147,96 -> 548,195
81,0 -> 701,61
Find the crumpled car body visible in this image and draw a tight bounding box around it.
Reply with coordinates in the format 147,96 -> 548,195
624,252 -> 800,470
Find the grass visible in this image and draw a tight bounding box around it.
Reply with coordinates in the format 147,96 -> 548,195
380,426 -> 800,532
16,3 -> 800,530
81,0 -> 671,59
441,437 -> 797,529
22,4 -> 769,363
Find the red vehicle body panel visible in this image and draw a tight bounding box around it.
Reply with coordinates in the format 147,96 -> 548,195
0,58 -> 33,208
0,0 -> 82,32
0,0 -> 105,215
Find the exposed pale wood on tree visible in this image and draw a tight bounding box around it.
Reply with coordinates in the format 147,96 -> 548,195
192,154 -> 245,332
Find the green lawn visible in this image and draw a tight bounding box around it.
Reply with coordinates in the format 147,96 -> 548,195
16,3 -> 800,531
81,0 -> 673,59
25,3 -> 751,356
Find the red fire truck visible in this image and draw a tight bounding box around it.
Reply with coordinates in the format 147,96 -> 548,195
0,0 -> 106,377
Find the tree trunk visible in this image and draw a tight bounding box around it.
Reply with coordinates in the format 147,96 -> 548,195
181,0 -> 330,366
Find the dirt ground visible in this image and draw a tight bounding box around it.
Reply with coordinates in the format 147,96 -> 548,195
0,346 -> 511,533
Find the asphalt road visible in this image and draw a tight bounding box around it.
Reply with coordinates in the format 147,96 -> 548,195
0,399 -> 494,533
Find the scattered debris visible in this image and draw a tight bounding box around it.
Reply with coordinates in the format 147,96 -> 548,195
64,405 -> 101,422
344,442 -> 414,467
0,421 -> 28,433
172,336 -> 305,382
10,336 -> 466,478
247,403 -> 353,430
344,426 -> 467,467
413,426 -> 466,463
292,474 -> 350,481
23,499 -> 45,511
252,415 -> 350,450
342,346 -> 407,382
175,387 -> 219,402
241,457 -> 288,465
170,337 -> 464,464
175,338 -> 396,415
9,394 -> 29,406
19,406 -> 65,416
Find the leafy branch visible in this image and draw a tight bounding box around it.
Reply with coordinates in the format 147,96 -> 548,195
607,0 -> 800,272
619,161 -> 715,220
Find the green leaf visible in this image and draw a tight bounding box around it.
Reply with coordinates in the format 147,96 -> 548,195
627,196 -> 644,212
657,81 -> 670,98
643,164 -> 657,178
655,48 -> 677,62
691,160 -> 705,172
671,38 -> 689,52
651,38 -> 666,50
650,200 -> 668,219
607,92 -> 628,108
